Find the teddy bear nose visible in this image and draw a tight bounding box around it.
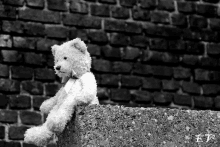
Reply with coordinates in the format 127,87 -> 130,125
56,66 -> 61,70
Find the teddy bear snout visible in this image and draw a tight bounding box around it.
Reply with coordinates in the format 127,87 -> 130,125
56,66 -> 61,70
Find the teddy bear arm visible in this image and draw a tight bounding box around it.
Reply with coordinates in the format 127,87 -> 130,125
40,87 -> 63,114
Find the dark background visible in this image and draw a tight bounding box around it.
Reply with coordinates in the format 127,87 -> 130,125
1,0 -> 220,146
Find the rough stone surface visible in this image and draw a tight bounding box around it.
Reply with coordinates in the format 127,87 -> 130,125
58,105 -> 220,147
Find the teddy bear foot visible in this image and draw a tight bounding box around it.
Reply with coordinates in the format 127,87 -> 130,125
24,125 -> 53,147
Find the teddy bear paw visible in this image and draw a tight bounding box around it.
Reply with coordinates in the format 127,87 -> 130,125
47,115 -> 67,133
24,126 -> 53,147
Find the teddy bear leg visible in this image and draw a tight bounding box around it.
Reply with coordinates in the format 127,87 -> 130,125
24,124 -> 53,147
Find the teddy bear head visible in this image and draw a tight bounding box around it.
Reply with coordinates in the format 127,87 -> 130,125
51,38 -> 91,79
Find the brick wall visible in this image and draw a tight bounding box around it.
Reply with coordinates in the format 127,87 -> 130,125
1,0 -> 220,146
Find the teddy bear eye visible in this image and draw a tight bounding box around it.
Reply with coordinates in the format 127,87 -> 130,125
64,57 -> 67,60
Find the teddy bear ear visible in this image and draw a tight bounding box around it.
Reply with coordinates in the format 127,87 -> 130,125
71,38 -> 87,54
51,45 -> 59,56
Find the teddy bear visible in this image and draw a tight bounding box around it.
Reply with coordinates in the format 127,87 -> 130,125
24,38 -> 99,146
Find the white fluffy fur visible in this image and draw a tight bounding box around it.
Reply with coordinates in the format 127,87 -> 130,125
24,38 -> 99,146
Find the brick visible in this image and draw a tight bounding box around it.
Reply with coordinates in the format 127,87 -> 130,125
24,53 -> 46,66
3,0 -> 24,6
130,35 -> 148,47
196,4 -> 217,17
162,80 -> 179,91
23,143 -> 38,147
169,40 -> 185,52
194,96 -> 213,109
11,66 -> 33,80
110,33 -> 129,46
151,11 -> 170,24
13,37 -> 36,49
33,96 -> 47,110
0,64 -> 9,77
199,57 -> 218,68
24,23 -> 45,36
122,47 -> 139,60
19,8 -> 60,23
90,4 -> 110,17
35,68 -> 56,81
142,50 -> 179,64
177,2 -> 195,13
45,84 -> 60,96
121,76 -> 142,88
153,92 -> 173,105
70,2 -> 88,14
150,38 -> 168,50
133,63 -> 152,75
210,18 -> 220,31
22,81 -> 43,95
142,77 -> 161,90
112,7 -> 129,19
2,21 -> 45,36
202,84 -> 220,96
92,59 -> 112,72
124,22 -> 142,34
2,21 -> 24,34
182,81 -> 200,95
195,69 -> 210,82
158,0 -> 174,11
112,62 -> 132,73
0,5 -> 16,19
0,110 -> 17,123
140,0 -> 156,9
26,0 -> 44,8
97,87 -> 109,100
9,95 -> 31,109
207,43 -> 220,56
9,126 -> 28,140
88,31 -> 108,43
173,94 -> 192,106
104,20 -> 142,34
182,55 -> 199,66
101,45 -> 121,59
173,67 -> 191,80
203,0 -> 219,3
2,142 -> 21,147
1,50 -> 23,63
144,24 -> 182,38
47,0 -> 67,11
37,39 -> 59,52
0,35 -> 12,47
47,54 -> 54,67
98,0 -> 116,4
189,15 -> 207,29
0,94 -> 8,108
185,41 -> 204,54
45,26 -> 68,39
100,74 -> 120,86
111,89 -> 131,101
63,14 -> 101,29
199,30 -> 220,42
132,7 -> 150,21
209,71 -> 220,82
69,28 -> 88,41
130,90 -> 151,103
0,126 -> 5,139
20,111 -> 42,125
214,96 -> 220,109
151,66 -> 173,77
171,13 -> 187,27
87,44 -> 100,56
119,0 -> 136,7
0,79 -> 20,93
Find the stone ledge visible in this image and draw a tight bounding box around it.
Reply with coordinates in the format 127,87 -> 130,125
57,105 -> 220,147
